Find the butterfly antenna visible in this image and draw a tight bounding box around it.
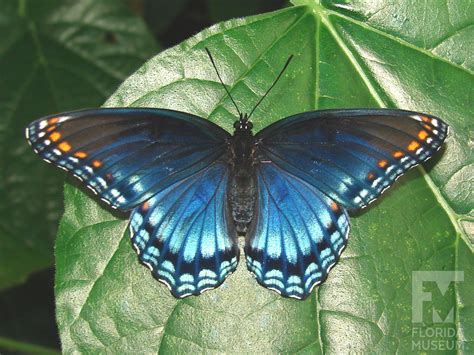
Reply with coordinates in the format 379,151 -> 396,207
247,55 -> 294,120
205,47 -> 242,117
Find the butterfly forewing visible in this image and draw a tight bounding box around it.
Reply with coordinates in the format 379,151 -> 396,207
26,108 -> 230,210
256,109 -> 448,210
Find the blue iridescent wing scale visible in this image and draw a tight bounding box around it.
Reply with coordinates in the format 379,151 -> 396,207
256,109 -> 448,210
26,108 -> 231,210
130,162 -> 239,297
245,162 -> 349,299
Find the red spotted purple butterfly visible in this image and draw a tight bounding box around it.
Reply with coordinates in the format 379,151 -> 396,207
26,49 -> 448,299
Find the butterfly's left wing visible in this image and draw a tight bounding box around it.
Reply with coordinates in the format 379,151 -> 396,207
130,162 -> 239,298
255,109 -> 448,210
246,109 -> 448,299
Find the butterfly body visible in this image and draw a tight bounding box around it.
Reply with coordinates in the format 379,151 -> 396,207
228,116 -> 259,233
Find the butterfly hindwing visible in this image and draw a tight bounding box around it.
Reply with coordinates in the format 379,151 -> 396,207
245,162 -> 349,299
26,108 -> 230,211
130,162 -> 239,298
256,109 -> 448,210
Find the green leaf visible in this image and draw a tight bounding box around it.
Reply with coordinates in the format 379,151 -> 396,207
0,0 -> 158,290
55,2 -> 473,353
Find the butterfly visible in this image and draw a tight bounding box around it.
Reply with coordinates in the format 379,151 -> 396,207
25,48 -> 448,300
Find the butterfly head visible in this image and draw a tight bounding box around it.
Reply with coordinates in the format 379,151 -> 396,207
234,113 -> 253,132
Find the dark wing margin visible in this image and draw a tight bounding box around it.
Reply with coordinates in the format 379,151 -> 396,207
256,109 -> 448,210
245,163 -> 349,299
26,108 -> 231,211
130,162 -> 239,298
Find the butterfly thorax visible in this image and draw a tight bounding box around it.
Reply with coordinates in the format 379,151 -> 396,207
228,118 -> 258,234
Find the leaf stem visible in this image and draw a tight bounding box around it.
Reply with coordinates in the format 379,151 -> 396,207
0,336 -> 60,355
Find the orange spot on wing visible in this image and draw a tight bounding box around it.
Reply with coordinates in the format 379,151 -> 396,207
58,141 -> 71,152
367,172 -> 375,181
421,116 -> 430,123
393,151 -> 404,158
46,125 -> 56,132
48,117 -> 59,124
378,159 -> 388,168
92,160 -> 102,168
142,201 -> 150,211
418,130 -> 429,140
74,151 -> 87,158
423,124 -> 432,131
49,131 -> 61,142
330,201 -> 339,212
407,140 -> 420,151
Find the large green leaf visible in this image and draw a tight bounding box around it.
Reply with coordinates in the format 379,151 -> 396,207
0,0 -> 158,290
55,1 -> 473,353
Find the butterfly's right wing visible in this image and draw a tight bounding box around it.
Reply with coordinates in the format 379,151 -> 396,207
27,108 -> 239,297
26,108 -> 231,211
245,162 -> 349,299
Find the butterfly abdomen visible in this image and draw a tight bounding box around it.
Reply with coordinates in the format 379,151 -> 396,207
228,172 -> 257,233
228,126 -> 258,233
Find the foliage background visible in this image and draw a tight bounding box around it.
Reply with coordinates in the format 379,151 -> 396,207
0,0 -> 471,353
